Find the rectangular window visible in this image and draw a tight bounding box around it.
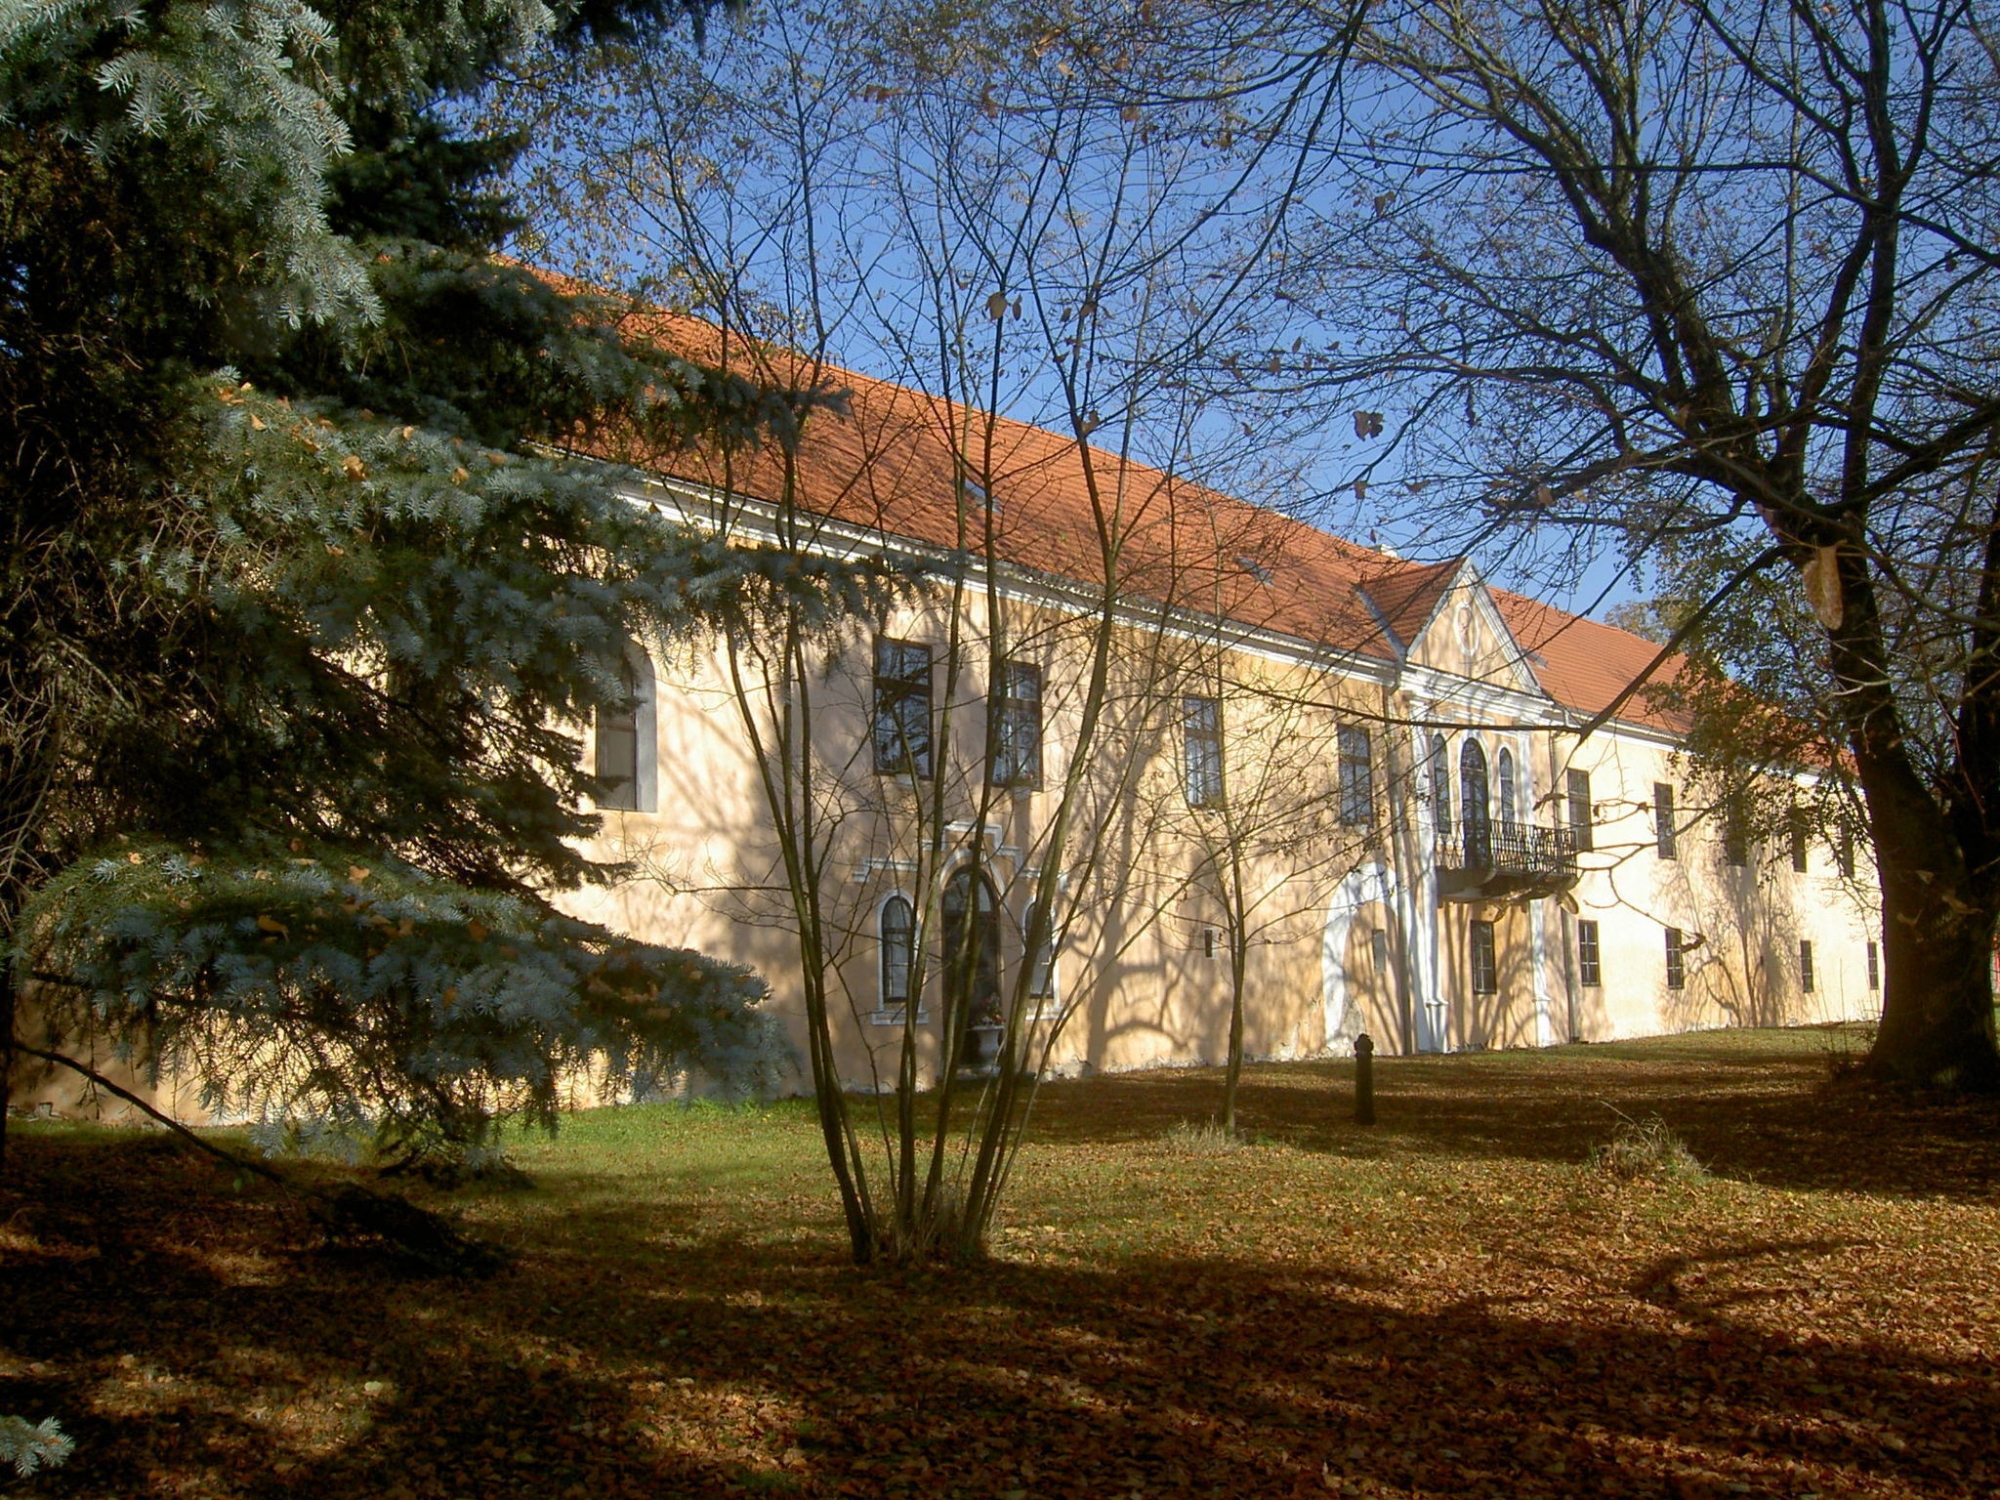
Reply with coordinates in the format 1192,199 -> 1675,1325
990,660 -> 1042,788
872,637 -> 933,777
880,896 -> 914,1008
594,656 -> 641,811
1566,768 -> 1593,852
1201,927 -> 1217,959
1664,927 -> 1686,991
1183,696 -> 1223,807
1024,899 -> 1055,1000
1867,940 -> 1880,991
1338,725 -> 1374,824
1790,809 -> 1810,873
1722,796 -> 1747,867
1800,939 -> 1815,994
1654,783 -> 1677,860
1471,919 -> 1498,994
1577,919 -> 1602,988
1836,828 -> 1855,878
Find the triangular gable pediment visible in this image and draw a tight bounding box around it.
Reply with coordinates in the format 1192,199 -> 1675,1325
1396,563 -> 1546,697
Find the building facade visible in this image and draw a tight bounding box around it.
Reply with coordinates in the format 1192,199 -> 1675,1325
561,337 -> 1882,1088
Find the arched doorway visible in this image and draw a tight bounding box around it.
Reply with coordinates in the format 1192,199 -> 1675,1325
1460,738 -> 1491,867
941,868 -> 1002,1058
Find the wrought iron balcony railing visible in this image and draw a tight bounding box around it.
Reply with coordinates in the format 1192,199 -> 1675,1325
1434,819 -> 1579,898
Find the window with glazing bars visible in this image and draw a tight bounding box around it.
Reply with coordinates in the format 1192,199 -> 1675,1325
1565,768 -> 1592,852
1654,783 -> 1677,859
990,660 -> 1042,787
1577,919 -> 1602,988
1723,802 -> 1748,867
1183,696 -> 1223,807
1471,920 -> 1498,994
1867,941 -> 1880,990
1790,808 -> 1810,872
880,895 -> 914,1009
1338,726 -> 1374,824
1664,927 -> 1686,990
594,655 -> 641,810
1024,898 -> 1056,999
1431,735 -> 1453,833
1799,939 -> 1815,993
872,638 -> 932,777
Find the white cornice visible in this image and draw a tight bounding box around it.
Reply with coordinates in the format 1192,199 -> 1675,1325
1397,664 -> 1553,727
620,473 -> 1406,689
620,469 -> 1701,746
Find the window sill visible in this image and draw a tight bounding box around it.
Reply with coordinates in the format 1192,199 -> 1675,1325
868,1009 -> 931,1027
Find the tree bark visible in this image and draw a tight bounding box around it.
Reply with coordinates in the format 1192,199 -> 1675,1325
0,730 -> 56,1177
1859,742 -> 2000,1090
1833,523 -> 2000,1091
0,955 -> 16,1174
1222,929 -> 1247,1136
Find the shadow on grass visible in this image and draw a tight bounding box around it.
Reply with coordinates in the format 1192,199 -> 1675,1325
1022,1036 -> 2000,1202
2,1133 -> 1993,1499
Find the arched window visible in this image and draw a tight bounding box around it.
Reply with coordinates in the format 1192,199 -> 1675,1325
1460,738 -> 1491,864
594,642 -> 657,812
1430,734 -> 1451,833
1497,747 -> 1517,827
880,895 -> 915,1011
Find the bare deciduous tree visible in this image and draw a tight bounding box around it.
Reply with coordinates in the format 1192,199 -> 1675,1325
1253,0 -> 2000,1088
498,0 -> 1346,1257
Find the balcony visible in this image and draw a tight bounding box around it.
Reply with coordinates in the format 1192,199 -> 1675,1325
1434,820 -> 1579,902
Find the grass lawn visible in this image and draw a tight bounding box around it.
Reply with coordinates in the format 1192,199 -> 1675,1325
3,1025 -> 1997,1499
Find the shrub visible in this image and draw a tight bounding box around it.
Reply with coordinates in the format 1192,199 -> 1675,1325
1820,1021 -> 1879,1081
1162,1118 -> 1248,1155
1589,1113 -> 1704,1183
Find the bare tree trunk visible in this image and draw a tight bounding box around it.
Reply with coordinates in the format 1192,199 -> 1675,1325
1221,928 -> 1246,1136
1833,537 -> 2000,1091
0,701 -> 58,1176
1868,839 -> 1999,1091
0,950 -> 17,1174
1853,603 -> 2000,1087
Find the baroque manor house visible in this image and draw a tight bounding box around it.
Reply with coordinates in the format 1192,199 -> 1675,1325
563,324 -> 1883,1088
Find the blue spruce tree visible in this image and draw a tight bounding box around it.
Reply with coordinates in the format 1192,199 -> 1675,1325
0,0 -> 853,1166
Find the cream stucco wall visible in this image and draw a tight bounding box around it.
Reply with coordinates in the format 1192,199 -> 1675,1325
12,507 -> 1879,1126
562,552 -> 1879,1091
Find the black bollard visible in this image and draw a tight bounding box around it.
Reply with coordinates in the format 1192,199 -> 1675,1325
1354,1033 -> 1376,1126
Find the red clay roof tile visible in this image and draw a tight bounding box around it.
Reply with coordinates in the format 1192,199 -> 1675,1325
613,308 -> 1683,732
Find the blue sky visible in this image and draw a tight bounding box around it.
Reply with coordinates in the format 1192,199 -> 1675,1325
498,10 -> 1654,622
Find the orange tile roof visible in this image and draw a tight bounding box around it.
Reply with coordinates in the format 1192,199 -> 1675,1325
614,307 -> 1684,733
1357,557 -> 1464,652
1489,592 -> 1690,734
